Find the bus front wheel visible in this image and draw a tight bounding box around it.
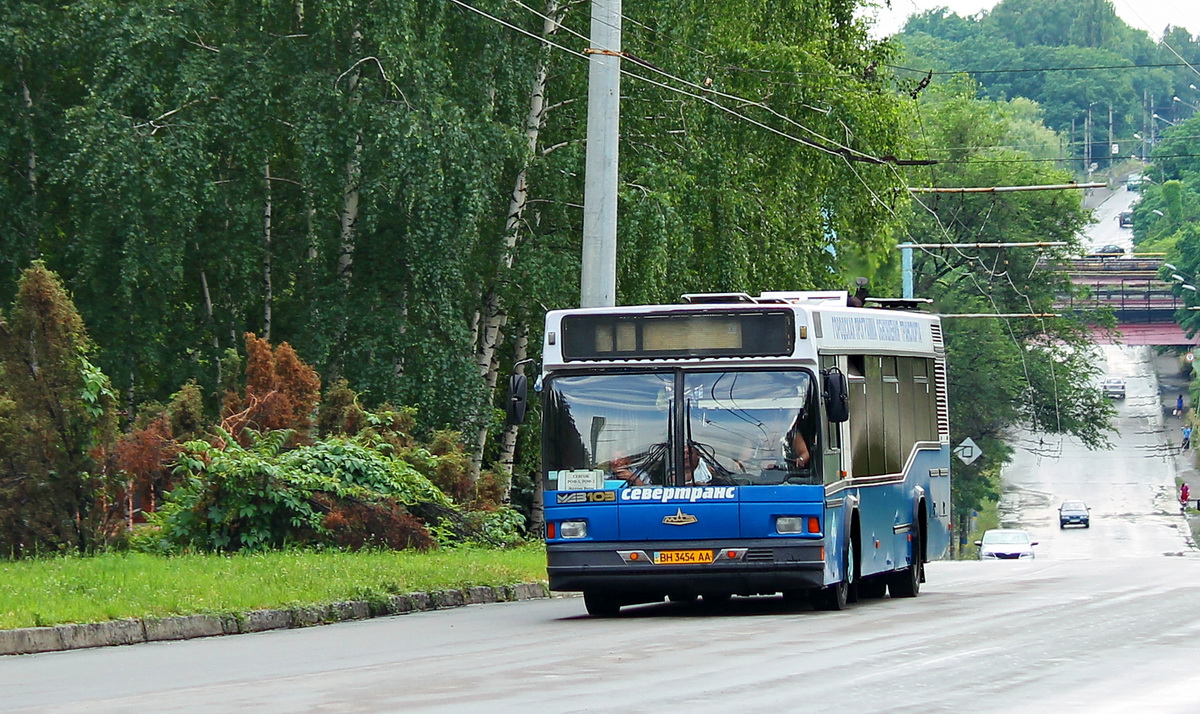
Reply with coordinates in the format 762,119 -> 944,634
810,578 -> 849,611
812,541 -> 853,611
889,523 -> 923,598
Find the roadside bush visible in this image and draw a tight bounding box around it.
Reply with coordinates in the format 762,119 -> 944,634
422,430 -> 474,502
147,430 -> 457,553
464,507 -> 526,548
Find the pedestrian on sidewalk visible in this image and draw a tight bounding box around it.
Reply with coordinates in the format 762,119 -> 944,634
1176,394 -> 1185,417
1183,483 -> 1191,508
1182,425 -> 1192,451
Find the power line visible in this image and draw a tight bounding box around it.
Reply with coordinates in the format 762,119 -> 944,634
910,183 -> 1104,193
888,61 -> 1198,76
945,152 -> 1200,164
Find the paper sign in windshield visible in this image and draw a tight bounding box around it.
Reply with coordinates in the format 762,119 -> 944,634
554,469 -> 605,491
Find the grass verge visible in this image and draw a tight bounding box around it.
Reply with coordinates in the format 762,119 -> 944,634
0,546 -> 546,630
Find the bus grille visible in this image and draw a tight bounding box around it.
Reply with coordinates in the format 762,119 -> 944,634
743,548 -> 775,562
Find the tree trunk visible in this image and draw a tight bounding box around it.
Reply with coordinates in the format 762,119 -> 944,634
262,159 -> 274,341
331,30 -> 364,378
494,324 -> 529,502
21,73 -> 36,197
196,241 -> 221,386
470,0 -> 561,484
337,135 -> 361,289
20,61 -> 38,255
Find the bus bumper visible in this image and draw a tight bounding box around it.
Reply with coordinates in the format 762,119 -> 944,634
547,538 -> 826,595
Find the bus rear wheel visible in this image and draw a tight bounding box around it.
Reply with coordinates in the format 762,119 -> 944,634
583,591 -> 622,617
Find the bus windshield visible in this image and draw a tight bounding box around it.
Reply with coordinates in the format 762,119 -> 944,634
544,370 -> 818,488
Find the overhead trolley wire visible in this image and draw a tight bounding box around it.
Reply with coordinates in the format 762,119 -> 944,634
461,0 -> 930,166
887,61 -> 1200,76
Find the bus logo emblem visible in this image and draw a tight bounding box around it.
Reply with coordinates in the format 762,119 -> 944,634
662,509 -> 698,526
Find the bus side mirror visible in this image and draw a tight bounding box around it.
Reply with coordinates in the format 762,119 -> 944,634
823,369 -> 850,423
506,374 -> 528,426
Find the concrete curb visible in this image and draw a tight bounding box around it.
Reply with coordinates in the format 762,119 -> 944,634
0,581 -> 549,657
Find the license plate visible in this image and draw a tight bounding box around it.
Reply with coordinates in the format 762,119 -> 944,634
654,550 -> 714,565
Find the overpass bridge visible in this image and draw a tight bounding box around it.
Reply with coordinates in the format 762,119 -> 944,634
1056,255 -> 1198,346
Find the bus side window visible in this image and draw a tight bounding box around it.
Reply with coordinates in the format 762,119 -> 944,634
847,355 -> 870,478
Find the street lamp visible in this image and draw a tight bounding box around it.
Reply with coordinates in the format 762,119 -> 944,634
1083,100 -> 1102,181
1154,113 -> 1178,127
1153,209 -> 1166,217
1174,96 -> 1199,112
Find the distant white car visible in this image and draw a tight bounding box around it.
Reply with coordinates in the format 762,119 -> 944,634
975,529 -> 1038,560
1102,378 -> 1126,399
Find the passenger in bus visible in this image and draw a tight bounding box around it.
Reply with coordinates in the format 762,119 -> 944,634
683,443 -> 738,486
683,445 -> 714,485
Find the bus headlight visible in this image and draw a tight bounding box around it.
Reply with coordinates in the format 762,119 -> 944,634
560,520 -> 588,539
776,516 -> 804,534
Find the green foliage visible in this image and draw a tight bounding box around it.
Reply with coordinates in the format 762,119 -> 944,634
1137,119 -> 1200,336
462,508 -> 527,549
1,0 -> 918,469
894,0 -> 1199,159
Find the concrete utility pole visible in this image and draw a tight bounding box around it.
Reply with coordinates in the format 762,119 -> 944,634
1085,105 -> 1092,183
579,0 -> 621,308
1108,103 -> 1114,174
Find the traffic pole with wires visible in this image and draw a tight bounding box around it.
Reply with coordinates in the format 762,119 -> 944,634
580,0 -> 621,308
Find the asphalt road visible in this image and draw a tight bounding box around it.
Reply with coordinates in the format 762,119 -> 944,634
3,346 -> 1198,714
1084,187 -> 1140,254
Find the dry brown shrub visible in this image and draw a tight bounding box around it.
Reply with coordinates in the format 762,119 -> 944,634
223,333 -> 321,444
320,498 -> 434,551
113,415 -> 181,519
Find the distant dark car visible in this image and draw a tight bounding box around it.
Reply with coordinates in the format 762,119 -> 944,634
1059,500 -> 1090,528
1102,378 -> 1126,399
1118,211 -> 1134,228
1096,244 -> 1125,255
976,529 -> 1038,560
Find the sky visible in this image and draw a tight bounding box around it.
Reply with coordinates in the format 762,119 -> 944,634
863,0 -> 1200,40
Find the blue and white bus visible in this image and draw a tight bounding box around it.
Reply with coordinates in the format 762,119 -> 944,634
519,291 -> 951,616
